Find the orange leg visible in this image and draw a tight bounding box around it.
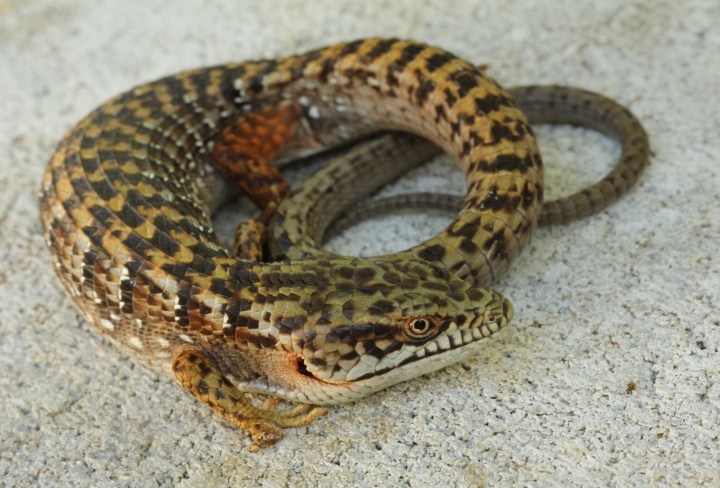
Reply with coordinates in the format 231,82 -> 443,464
213,105 -> 298,211
213,105 -> 298,260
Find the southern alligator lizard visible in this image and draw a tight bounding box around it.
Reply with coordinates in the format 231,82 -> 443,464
267,86 -> 649,262
39,39 -> 642,450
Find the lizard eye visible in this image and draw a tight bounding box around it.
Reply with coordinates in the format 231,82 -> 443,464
410,318 -> 429,334
403,317 -> 436,340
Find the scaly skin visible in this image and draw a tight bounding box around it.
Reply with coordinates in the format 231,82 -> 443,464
267,86 -> 649,260
39,38 -> 536,449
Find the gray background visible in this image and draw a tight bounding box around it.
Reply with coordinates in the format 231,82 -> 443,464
1,1 -> 718,486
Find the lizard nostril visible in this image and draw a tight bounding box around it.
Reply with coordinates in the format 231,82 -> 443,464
503,298 -> 514,322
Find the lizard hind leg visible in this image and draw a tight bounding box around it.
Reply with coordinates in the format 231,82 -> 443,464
172,350 -> 327,451
212,106 -> 297,210
212,107 -> 297,260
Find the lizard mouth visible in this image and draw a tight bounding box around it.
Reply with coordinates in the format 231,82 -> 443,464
294,296 -> 514,387
299,297 -> 513,386
234,299 -> 513,405
230,315 -> 511,406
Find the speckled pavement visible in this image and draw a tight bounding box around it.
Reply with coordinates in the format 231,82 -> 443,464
1,1 -> 718,486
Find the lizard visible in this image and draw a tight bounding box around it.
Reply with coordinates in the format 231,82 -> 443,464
39,38 -> 615,450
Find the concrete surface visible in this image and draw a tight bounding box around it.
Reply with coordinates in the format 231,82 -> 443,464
1,1 -> 718,486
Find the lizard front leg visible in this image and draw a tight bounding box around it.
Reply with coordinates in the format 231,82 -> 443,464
172,350 -> 327,451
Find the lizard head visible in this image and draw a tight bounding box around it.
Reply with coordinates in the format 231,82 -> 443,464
237,258 -> 512,405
